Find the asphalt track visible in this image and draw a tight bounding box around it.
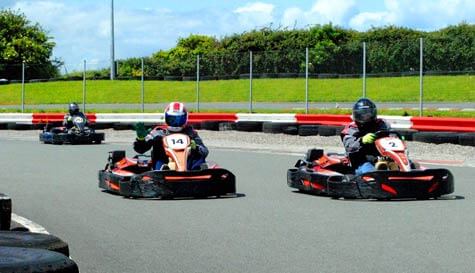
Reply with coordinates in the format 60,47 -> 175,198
1,139 -> 474,273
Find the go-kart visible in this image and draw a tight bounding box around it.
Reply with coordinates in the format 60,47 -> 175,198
98,133 -> 236,198
287,130 -> 454,200
39,116 -> 104,144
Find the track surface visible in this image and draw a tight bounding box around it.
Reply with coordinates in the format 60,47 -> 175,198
1,139 -> 474,273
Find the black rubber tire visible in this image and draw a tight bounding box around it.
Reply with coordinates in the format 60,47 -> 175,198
395,129 -> 417,141
298,125 -> 319,136
0,194 -> 11,231
6,123 -> 32,130
318,125 -> 343,136
218,122 -> 237,131
413,131 -> 459,144
113,123 -> 132,130
458,133 -> 475,146
200,121 -> 220,131
283,126 -> 298,135
236,122 -> 263,132
0,247 -> 78,273
94,123 -> 114,130
0,231 -> 69,256
262,122 -> 295,134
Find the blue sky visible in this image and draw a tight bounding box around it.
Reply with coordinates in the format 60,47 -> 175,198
1,0 -> 474,72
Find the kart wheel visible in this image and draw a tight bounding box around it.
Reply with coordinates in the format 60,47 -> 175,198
95,140 -> 102,144
0,247 -> 78,273
0,231 -> 70,256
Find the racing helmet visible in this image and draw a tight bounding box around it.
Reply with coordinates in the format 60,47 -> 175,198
352,98 -> 377,125
164,102 -> 188,132
68,102 -> 80,115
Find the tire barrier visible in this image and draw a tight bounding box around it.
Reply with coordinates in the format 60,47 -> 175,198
0,231 -> 70,256
218,122 -> 237,131
459,133 -> 475,146
413,131 -> 460,145
0,247 -> 78,273
262,122 -> 295,134
236,121 -> 263,132
1,113 -> 474,145
0,194 -> 11,231
298,125 -> 319,136
318,125 -> 344,137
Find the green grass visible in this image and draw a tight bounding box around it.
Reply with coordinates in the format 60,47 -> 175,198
0,74 -> 473,105
1,107 -> 473,118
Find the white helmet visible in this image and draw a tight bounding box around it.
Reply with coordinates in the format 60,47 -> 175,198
164,102 -> 188,132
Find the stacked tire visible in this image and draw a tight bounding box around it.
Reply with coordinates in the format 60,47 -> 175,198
0,193 -> 79,272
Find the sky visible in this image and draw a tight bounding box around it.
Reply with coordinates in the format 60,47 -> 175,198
1,0 -> 474,72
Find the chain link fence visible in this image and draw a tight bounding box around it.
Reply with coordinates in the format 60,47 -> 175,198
0,38 -> 473,114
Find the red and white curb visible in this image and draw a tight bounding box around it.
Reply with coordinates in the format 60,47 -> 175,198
1,112 -> 474,132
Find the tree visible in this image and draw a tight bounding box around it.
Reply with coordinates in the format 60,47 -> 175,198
0,9 -> 59,79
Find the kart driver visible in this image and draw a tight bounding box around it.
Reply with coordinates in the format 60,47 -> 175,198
341,98 -> 390,175
63,102 -> 87,129
133,102 -> 209,170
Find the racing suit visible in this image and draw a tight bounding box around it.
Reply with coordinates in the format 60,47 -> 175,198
340,119 -> 389,175
134,125 -> 209,170
63,112 -> 88,129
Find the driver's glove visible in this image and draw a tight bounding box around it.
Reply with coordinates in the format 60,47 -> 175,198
134,122 -> 149,140
190,140 -> 197,150
362,133 -> 376,144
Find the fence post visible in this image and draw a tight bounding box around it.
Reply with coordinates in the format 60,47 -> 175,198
141,58 -> 144,113
249,51 -> 253,113
305,47 -> 309,114
21,61 -> 25,113
196,54 -> 200,112
419,38 -> 424,117
362,42 -> 367,98
83,60 -> 86,112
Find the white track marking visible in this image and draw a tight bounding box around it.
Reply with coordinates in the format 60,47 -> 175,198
11,213 -> 49,234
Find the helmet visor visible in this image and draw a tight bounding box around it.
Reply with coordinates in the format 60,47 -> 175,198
353,107 -> 376,123
165,113 -> 187,127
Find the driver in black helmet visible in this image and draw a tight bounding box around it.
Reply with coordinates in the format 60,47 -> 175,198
63,102 -> 87,129
340,98 -> 390,175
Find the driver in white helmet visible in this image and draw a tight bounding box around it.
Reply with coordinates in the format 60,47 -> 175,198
133,102 -> 208,170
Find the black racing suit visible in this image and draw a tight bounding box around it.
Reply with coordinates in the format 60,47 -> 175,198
133,125 -> 209,170
340,119 -> 390,170
63,112 -> 88,129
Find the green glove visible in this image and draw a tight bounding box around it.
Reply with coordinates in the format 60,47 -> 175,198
362,133 -> 376,144
190,139 -> 197,150
134,122 -> 148,140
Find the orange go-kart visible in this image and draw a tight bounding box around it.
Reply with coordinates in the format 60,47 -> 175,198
99,133 -> 236,198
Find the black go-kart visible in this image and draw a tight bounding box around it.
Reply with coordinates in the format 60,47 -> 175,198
39,116 -> 104,144
287,130 -> 454,200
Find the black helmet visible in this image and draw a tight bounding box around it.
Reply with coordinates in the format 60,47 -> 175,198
68,103 -> 80,115
352,98 -> 377,125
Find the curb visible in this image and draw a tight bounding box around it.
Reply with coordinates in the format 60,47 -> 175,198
1,113 -> 474,146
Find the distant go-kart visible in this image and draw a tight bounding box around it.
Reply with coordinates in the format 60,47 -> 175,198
287,130 -> 454,200
98,132 -> 236,199
39,116 -> 104,144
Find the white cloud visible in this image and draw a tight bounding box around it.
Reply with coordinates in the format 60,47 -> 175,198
234,2 -> 275,29
281,0 -> 357,28
349,0 -> 475,30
